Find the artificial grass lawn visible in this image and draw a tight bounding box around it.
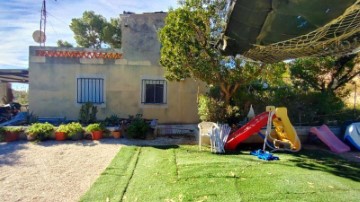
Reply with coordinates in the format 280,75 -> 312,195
80,145 -> 360,202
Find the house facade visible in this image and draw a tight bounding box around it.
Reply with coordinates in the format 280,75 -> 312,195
28,12 -> 206,123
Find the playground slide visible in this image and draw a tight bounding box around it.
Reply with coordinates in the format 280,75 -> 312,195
344,123 -> 360,151
225,112 -> 270,150
225,107 -> 301,151
273,108 -> 301,151
310,124 -> 350,153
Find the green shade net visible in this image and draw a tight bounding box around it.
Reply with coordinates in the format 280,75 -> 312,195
221,0 -> 360,63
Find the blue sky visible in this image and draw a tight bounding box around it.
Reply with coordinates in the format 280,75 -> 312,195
0,0 -> 178,90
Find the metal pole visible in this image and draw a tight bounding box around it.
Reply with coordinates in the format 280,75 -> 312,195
40,0 -> 46,46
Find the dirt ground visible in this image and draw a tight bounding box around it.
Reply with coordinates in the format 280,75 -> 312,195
0,136 -> 196,202
0,136 -> 359,202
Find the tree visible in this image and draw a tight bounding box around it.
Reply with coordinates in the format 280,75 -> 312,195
12,89 -> 28,105
102,18 -> 122,48
159,0 -> 285,105
290,54 -> 360,96
69,11 -> 121,49
57,40 -> 73,48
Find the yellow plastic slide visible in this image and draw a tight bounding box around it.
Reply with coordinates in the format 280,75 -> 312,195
270,107 -> 301,151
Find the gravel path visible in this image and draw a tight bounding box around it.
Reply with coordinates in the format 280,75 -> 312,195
0,140 -> 122,202
0,136 -> 196,202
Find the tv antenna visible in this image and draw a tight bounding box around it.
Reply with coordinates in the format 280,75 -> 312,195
39,0 -> 47,46
33,0 -> 57,46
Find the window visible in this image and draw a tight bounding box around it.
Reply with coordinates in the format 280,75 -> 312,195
141,79 -> 167,104
77,78 -> 104,104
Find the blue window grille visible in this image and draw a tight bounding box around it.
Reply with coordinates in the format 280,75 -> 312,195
77,78 -> 104,104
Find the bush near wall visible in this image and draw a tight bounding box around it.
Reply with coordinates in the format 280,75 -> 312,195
218,85 -> 357,126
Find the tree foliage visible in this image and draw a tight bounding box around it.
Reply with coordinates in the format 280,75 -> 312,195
198,94 -> 240,123
12,89 -> 28,105
159,0 -> 285,104
69,11 -> 121,49
56,40 -> 73,48
290,54 -> 360,96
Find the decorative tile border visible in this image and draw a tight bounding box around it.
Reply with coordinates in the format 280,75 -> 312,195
36,50 -> 122,59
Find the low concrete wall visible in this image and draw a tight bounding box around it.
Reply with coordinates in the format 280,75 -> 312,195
194,125 -> 342,144
243,126 -> 342,144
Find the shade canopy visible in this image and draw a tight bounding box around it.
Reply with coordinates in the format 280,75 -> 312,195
220,0 -> 360,63
0,69 -> 29,83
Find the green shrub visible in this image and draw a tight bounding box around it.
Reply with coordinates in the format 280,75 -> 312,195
198,95 -> 240,124
66,122 -> 83,136
64,122 -> 84,140
85,123 -> 105,133
231,83 -> 350,126
126,114 -> 149,139
26,122 -> 54,141
4,126 -> 23,133
104,114 -> 121,126
79,102 -> 98,124
56,124 -> 69,133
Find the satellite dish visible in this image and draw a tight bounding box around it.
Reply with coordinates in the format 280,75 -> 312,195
32,30 -> 46,43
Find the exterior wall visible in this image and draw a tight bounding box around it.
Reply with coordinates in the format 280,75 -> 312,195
29,12 -> 207,123
0,83 -> 8,104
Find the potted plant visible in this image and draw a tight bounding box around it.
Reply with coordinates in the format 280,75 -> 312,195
55,124 -> 68,141
67,122 -> 83,141
101,128 -> 112,138
126,114 -> 149,139
85,123 -> 104,140
26,122 -> 54,141
112,128 -> 121,139
104,114 -> 121,126
4,126 -> 22,142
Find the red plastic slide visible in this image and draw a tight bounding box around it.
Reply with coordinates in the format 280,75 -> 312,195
225,112 -> 272,150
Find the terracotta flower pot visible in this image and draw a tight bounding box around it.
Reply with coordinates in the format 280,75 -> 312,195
92,131 -> 103,140
112,131 -> 121,139
55,132 -> 67,141
5,132 -> 19,142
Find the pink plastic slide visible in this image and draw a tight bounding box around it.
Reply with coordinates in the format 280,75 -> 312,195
309,124 -> 350,153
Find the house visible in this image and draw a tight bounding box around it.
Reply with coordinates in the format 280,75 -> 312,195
28,12 -> 207,124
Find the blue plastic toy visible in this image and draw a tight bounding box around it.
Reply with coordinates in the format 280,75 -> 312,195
250,149 -> 279,161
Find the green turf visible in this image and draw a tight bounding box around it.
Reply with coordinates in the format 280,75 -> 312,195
80,146 -> 360,202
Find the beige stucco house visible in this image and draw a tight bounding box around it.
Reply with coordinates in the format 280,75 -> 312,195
28,12 -> 206,124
